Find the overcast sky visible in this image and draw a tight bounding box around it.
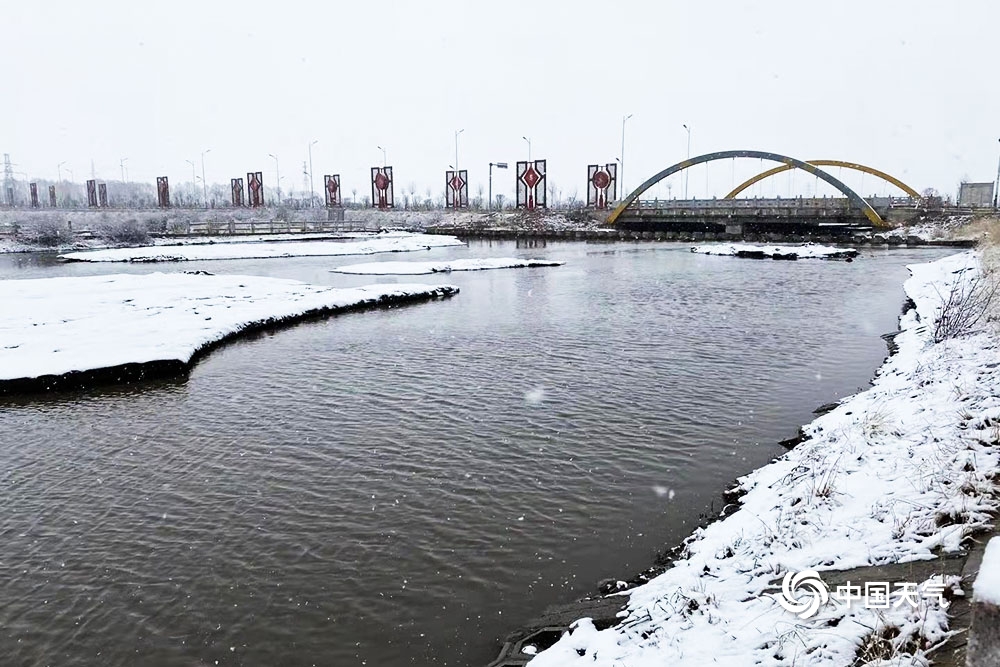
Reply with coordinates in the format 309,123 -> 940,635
3,0 -> 999,202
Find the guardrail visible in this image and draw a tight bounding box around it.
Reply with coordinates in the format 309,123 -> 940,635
163,219 -> 383,236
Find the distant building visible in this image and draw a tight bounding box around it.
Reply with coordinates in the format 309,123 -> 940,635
958,182 -> 995,208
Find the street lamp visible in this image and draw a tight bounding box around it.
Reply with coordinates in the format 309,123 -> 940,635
489,161 -> 508,211
621,113 -> 633,195
376,145 -> 386,167
454,128 -> 464,172
120,157 -> 128,183
522,136 -> 531,162
682,124 -> 692,199
308,140 -> 318,207
185,159 -> 197,206
268,153 -> 280,205
57,161 -> 66,182
201,149 -> 211,208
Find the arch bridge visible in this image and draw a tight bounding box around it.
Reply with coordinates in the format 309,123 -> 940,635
607,151 -> 921,230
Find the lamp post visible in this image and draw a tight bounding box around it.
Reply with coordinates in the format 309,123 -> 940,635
621,113 -> 633,195
682,124 -> 691,199
120,157 -> 128,184
377,145 -> 386,167
57,161 -> 66,182
268,153 -> 280,205
522,136 -> 531,162
200,149 -> 211,208
308,140 -> 318,207
454,128 -> 465,173
489,161 -> 508,211
186,159 -> 197,206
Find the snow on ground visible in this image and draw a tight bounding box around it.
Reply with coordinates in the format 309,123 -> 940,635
330,257 -> 564,275
973,538 -> 1000,605
57,232 -> 464,262
530,250 -> 999,667
0,273 -> 457,382
692,242 -> 859,260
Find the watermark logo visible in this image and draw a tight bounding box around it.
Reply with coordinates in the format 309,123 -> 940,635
773,569 -> 829,618
771,571 -> 949,619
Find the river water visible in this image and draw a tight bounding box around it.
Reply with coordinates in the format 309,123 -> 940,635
0,240 -> 956,666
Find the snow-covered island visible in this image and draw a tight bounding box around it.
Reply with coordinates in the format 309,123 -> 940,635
331,257 -> 564,275
529,250 -> 999,666
692,243 -> 859,260
0,273 -> 458,394
57,231 -> 464,263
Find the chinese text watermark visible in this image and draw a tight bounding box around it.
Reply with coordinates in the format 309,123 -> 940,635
771,569 -> 950,619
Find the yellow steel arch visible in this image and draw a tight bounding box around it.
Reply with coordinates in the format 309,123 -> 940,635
725,160 -> 921,200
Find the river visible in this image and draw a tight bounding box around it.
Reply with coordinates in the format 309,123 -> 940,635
0,240 -> 956,666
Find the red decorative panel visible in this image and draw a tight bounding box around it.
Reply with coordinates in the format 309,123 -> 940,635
516,160 -> 547,210
247,172 -> 264,208
231,178 -> 245,207
156,176 -> 170,208
587,163 -> 617,209
324,174 -> 342,207
86,179 -> 98,208
371,167 -> 394,209
445,170 -> 468,209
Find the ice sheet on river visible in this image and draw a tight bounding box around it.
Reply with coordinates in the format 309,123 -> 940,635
0,273 -> 457,388
57,232 -> 464,263
330,257 -> 564,275
691,242 -> 858,260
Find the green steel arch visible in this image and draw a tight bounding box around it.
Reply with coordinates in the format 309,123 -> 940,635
606,150 -> 886,227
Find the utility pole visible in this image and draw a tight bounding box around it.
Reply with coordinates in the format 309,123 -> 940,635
682,124 -> 692,199
186,159 -> 197,207
3,154 -> 15,206
308,140 -> 318,207
621,113 -> 632,195
57,161 -> 66,182
201,149 -> 211,208
268,153 -> 281,204
489,161 -> 508,211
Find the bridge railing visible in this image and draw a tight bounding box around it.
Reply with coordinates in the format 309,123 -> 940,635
632,197 -> 857,210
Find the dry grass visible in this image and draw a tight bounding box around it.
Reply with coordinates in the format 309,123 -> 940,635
931,222 -> 1000,342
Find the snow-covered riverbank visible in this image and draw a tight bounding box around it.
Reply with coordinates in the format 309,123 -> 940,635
530,250 -> 999,666
57,232 -> 464,262
0,273 -> 457,393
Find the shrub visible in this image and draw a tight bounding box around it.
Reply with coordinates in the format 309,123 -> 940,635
95,218 -> 150,245
17,216 -> 74,247
933,266 -> 998,342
